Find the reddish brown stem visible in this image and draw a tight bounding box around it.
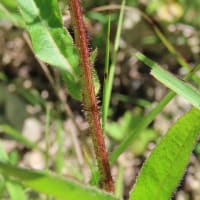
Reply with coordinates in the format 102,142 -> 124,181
68,0 -> 114,192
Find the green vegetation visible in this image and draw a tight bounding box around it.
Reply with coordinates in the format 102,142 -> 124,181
0,0 -> 200,199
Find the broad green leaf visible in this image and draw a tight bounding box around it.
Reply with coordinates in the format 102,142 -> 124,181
17,0 -> 100,100
0,162 -> 118,200
136,52 -> 200,109
17,0 -> 82,100
17,0 -> 78,74
130,107 -> 200,200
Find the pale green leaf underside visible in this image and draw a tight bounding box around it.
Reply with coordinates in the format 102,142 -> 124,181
0,162 -> 118,200
136,52 -> 200,109
130,107 -> 200,200
0,1 -> 23,27
17,0 -> 83,100
17,0 -> 100,100
17,0 -> 78,75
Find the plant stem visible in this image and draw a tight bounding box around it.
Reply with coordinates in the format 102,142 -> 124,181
68,0 -> 114,192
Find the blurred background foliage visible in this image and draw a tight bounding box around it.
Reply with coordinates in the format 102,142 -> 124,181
0,0 -> 200,199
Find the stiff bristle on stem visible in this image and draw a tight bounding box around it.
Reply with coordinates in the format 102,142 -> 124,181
68,0 -> 114,192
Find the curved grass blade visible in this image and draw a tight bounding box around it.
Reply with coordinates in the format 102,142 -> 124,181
0,162 -> 118,200
136,52 -> 200,109
0,124 -> 43,152
103,0 -> 126,130
130,107 -> 200,200
110,56 -> 200,164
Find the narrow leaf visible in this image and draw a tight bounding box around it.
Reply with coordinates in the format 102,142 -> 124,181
136,52 -> 200,109
130,107 -> 200,200
0,162 -> 118,200
110,55 -> 200,164
104,0 -> 126,129
0,124 -> 43,152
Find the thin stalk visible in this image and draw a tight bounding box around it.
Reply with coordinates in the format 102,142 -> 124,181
105,0 -> 126,127
102,15 -> 111,131
151,26 -> 200,85
55,120 -> 64,174
115,164 -> 124,199
68,0 -> 114,192
45,104 -> 51,170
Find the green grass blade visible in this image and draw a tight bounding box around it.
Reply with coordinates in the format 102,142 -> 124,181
0,124 -> 43,152
0,162 -> 118,200
103,0 -> 126,129
130,107 -> 200,200
115,165 -> 124,199
55,120 -> 64,174
153,26 -> 190,72
102,15 -> 111,131
136,52 -> 200,109
110,54 -> 200,164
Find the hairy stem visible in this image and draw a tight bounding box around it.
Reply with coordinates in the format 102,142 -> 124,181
68,0 -> 114,192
